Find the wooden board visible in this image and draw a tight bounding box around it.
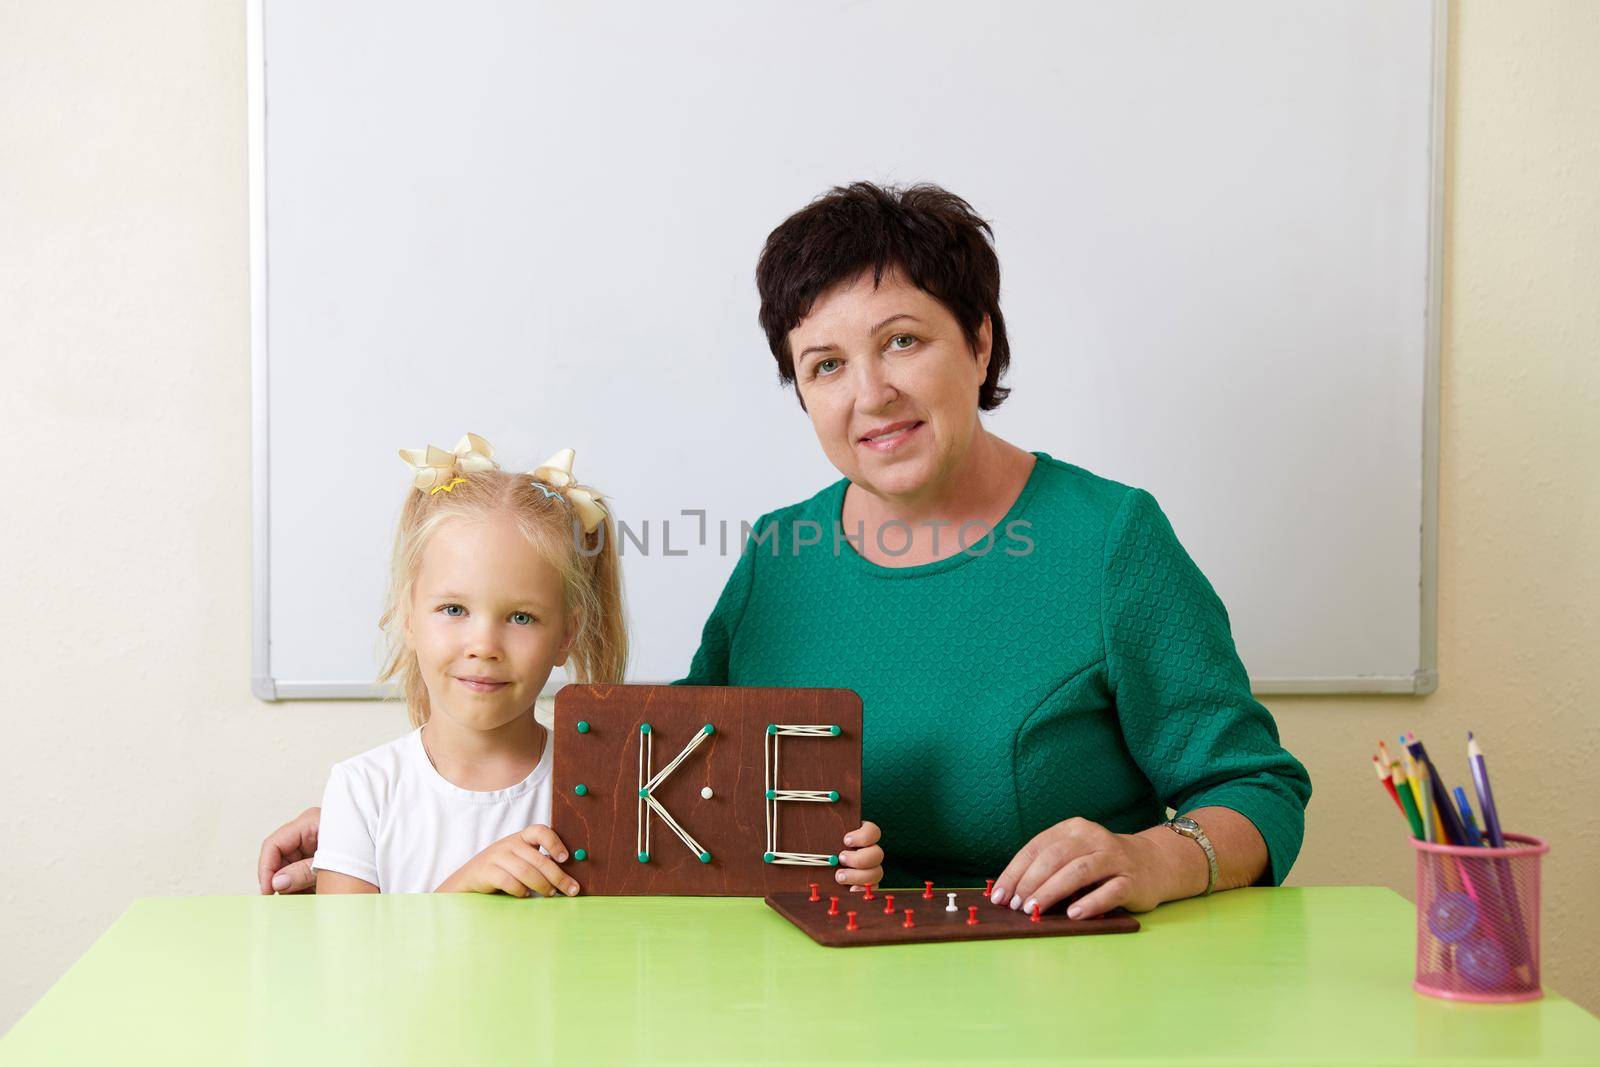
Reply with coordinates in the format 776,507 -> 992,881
766,887 -> 1140,947
552,684 -> 862,896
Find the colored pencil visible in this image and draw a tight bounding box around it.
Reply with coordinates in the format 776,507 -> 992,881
1374,755 -> 1403,812
1414,761 -> 1435,843
1400,742 -> 1444,843
1467,732 -> 1506,848
1406,734 -> 1469,846
1392,761 -> 1425,839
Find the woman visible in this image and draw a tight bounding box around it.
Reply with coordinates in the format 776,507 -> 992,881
261,182 -> 1311,918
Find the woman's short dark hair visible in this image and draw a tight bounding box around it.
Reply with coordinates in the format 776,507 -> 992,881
755,182 -> 1011,411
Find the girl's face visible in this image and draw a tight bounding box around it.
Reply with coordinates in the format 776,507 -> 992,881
405,513 -> 575,734
789,268 -> 991,505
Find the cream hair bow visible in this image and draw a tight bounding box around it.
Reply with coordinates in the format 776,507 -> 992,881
530,448 -> 609,534
398,432 -> 499,493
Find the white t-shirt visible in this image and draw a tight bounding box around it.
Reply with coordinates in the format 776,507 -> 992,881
312,727 -> 553,893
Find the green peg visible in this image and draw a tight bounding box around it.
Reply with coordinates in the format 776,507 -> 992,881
574,784 -> 588,796
575,721 -> 590,734
573,849 -> 587,862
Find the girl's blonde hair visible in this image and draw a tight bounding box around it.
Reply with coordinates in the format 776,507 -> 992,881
377,466 -> 627,727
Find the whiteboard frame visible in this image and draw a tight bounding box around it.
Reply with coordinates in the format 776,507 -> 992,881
247,0 -> 1445,701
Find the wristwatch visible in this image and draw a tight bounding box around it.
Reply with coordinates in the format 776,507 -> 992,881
1166,816 -> 1218,896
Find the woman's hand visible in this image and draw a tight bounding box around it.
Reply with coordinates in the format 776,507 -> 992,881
836,820 -> 884,892
436,825 -> 581,898
990,817 -> 1190,919
258,806 -> 322,894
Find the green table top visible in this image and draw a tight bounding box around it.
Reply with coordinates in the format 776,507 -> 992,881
3,887 -> 1596,1065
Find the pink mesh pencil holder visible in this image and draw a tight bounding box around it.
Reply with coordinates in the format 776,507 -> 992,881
1410,833 -> 1548,1003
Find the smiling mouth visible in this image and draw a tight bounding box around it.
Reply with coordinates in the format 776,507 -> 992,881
456,677 -> 509,692
859,421 -> 923,448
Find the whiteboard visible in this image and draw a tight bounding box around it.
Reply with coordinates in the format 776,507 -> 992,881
250,0 -> 1444,700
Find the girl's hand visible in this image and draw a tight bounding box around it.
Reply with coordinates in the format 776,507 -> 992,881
836,820 -> 884,891
436,825 -> 581,898
990,817 -> 1171,919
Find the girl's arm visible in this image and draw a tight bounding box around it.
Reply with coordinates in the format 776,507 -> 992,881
316,870 -> 379,894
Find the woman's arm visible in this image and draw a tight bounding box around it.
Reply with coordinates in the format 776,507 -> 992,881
990,488 -> 1310,919
1102,488 -> 1312,886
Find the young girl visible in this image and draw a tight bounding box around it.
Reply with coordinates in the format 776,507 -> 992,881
310,431 -> 885,896
312,434 -> 625,896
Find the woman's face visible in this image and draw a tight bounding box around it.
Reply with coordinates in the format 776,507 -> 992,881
790,269 -> 991,503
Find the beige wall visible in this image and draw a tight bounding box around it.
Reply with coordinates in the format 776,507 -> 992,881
1,0 -> 1595,1034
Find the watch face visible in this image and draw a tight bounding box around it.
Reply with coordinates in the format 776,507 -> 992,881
1171,817 -> 1198,832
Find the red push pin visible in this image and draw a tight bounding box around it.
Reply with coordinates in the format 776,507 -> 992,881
985,878 -> 995,897
846,911 -> 859,932
863,883 -> 876,901
808,883 -> 820,902
883,893 -> 896,915
967,905 -> 980,926
827,896 -> 839,917
923,881 -> 935,900
902,909 -> 916,929
1030,902 -> 1042,923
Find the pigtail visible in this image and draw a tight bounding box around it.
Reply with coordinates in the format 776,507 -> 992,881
567,510 -> 628,684
378,487 -> 434,728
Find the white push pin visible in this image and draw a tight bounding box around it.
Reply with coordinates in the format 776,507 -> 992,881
700,786 -> 713,799
946,892 -> 959,913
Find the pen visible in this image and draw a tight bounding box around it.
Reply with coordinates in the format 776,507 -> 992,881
1454,785 -> 1484,847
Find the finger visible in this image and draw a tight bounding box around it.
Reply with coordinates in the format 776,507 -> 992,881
519,825 -> 570,863
258,839 -> 306,895
1019,851 -> 1117,916
843,821 -> 881,848
257,841 -> 284,895
496,856 -> 554,897
1007,841 -> 1083,910
835,865 -> 884,888
486,863 -> 532,898
1065,874 -> 1132,920
838,845 -> 883,870
994,818 -> 1103,907
258,809 -> 320,894
271,857 -> 318,895
509,842 -> 580,897
991,828 -> 1056,906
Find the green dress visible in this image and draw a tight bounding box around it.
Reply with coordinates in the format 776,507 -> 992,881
679,453 -> 1312,888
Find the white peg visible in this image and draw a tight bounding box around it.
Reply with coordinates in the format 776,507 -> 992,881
701,786 -> 713,799
946,892 -> 958,912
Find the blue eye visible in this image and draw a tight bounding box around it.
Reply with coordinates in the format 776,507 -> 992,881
889,334 -> 917,351
440,604 -> 465,617
814,357 -> 842,377
510,612 -> 536,626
